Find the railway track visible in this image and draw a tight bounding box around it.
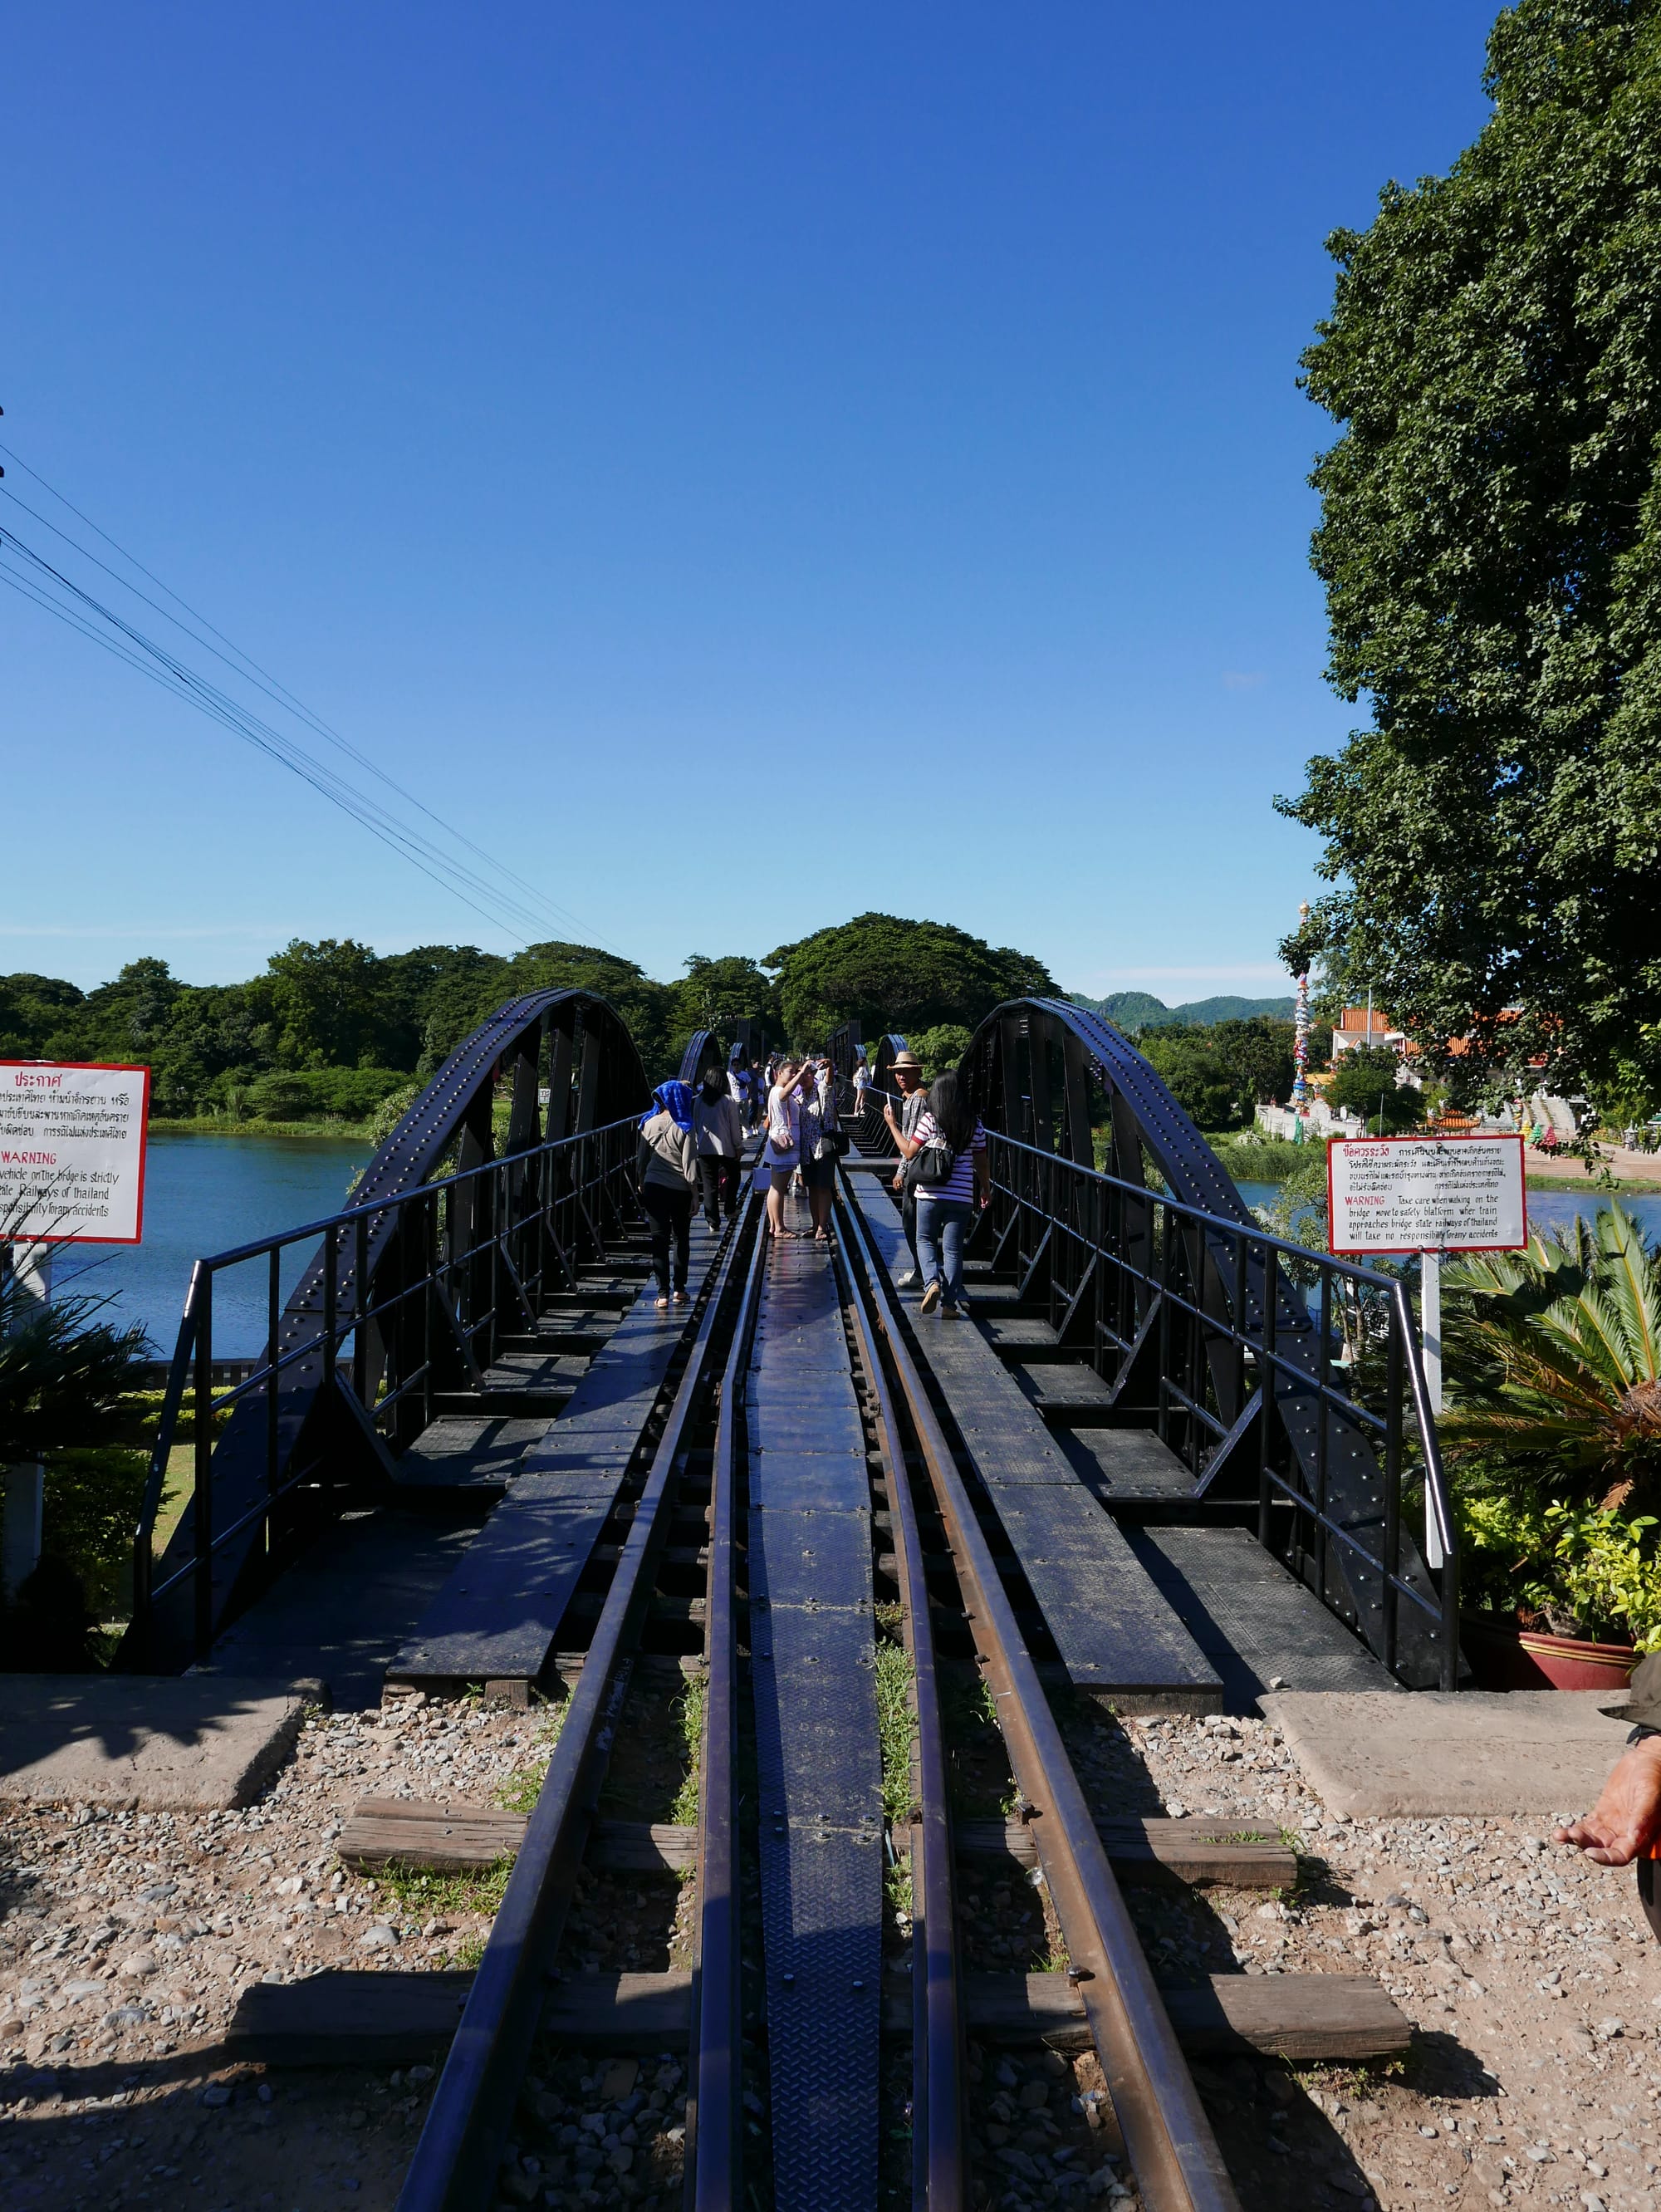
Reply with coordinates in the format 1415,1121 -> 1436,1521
383,1171 -> 1245,2212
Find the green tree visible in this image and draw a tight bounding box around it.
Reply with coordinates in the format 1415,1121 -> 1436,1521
1279,0 -> 1661,1099
668,954 -> 782,1062
766,913 -> 1056,1047
1135,1032 -> 1238,1131
504,942 -> 675,1081
258,939 -> 385,1069
1325,1046 -> 1423,1134
909,1023 -> 973,1078
1137,1018 -> 1296,1131
0,974 -> 87,1059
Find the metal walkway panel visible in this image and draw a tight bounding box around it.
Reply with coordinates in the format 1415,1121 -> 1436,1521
749,1452 -> 873,1513
1012,1361 -> 1115,1405
1058,1424 -> 1200,1503
388,1231 -> 722,1689
747,1233 -> 882,2211
1128,1526 -> 1400,1707
202,1509 -> 478,1711
393,1415 -> 552,1493
386,1493 -> 615,1685
748,1507 -> 878,1615
842,1172 -> 1222,1708
750,1333 -> 856,1372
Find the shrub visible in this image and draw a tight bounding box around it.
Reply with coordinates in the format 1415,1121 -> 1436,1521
1458,1485 -> 1661,1650
245,1067 -> 410,1123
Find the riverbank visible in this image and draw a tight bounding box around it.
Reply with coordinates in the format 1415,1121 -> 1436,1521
149,1115 -> 379,1140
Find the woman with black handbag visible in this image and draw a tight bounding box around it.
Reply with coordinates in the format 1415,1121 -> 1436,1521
890,1070 -> 989,1315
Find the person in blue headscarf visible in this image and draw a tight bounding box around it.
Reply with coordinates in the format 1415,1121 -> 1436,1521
636,1081 -> 700,1307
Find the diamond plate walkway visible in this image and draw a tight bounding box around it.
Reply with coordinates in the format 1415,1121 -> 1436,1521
747,1214 -> 883,2210
842,1172 -> 1225,1711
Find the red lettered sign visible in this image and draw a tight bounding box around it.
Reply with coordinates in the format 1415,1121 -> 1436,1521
1327,1133 -> 1526,1255
0,1062 -> 152,1244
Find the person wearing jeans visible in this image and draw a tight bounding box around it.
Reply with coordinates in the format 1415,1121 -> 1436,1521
890,1070 -> 990,1316
635,1080 -> 700,1307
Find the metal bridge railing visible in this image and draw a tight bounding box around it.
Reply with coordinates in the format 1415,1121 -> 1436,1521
982,1130 -> 1460,1690
130,1113 -> 640,1665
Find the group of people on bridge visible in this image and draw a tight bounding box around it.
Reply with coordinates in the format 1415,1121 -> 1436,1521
633,1040 -> 991,1317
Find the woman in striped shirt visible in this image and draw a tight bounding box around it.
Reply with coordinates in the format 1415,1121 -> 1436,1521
891,1070 -> 990,1316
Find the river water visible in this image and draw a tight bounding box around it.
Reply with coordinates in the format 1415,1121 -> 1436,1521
42,1135 -> 1661,1362
51,1131 -> 366,1361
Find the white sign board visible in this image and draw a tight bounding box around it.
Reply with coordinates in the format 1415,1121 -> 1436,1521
0,1062 -> 153,1245
1328,1134 -> 1526,1255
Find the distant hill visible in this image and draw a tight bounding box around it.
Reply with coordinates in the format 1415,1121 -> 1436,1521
1069,990 -> 1296,1030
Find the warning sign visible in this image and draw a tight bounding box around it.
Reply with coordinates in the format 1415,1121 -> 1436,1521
1328,1134 -> 1526,1255
0,1062 -> 152,1245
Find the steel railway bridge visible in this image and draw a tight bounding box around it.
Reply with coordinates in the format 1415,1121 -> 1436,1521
120,992 -> 1454,2212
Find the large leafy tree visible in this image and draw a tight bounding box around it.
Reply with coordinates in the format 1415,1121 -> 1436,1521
1280,0 -> 1661,1097
668,955 -> 782,1063
504,941 -> 676,1081
1137,1018 -> 1298,1131
254,938 -> 387,1069
766,913 -> 1056,1047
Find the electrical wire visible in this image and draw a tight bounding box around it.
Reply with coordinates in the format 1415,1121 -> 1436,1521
0,536 -> 547,940
0,439 -> 607,948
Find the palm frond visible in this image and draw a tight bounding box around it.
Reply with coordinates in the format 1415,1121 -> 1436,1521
1442,1200 -> 1661,1498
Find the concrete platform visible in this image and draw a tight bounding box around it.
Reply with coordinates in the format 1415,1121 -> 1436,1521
0,1675 -> 304,1811
1262,1689 -> 1634,1817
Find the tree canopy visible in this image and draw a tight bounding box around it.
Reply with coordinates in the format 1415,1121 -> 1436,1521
1325,1045 -> 1424,1135
1136,1018 -> 1299,1132
0,914 -> 1051,1121
1280,0 -> 1661,1099
765,913 -> 1056,1047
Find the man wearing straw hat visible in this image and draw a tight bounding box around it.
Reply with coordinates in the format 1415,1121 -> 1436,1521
882,1050 -> 928,1289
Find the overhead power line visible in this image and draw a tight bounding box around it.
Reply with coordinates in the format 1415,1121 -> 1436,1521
0,439 -> 610,952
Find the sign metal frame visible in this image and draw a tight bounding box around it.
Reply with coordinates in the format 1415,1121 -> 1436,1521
0,1060 -> 154,1247
1325,1131 -> 1527,1258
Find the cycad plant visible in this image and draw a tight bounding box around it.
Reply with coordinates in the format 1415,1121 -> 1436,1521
1440,1203 -> 1661,1508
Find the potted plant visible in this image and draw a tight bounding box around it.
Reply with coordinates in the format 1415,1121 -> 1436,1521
1440,1202 -> 1661,1687
1456,1494 -> 1659,1688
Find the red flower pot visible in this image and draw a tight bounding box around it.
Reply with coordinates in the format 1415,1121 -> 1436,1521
1461,1610 -> 1638,1692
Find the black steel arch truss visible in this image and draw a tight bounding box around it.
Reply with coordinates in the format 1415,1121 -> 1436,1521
678,1029 -> 728,1086
963,998 -> 1457,1687
725,1017 -> 768,1072
132,990 -> 649,1670
855,1032 -> 912,1154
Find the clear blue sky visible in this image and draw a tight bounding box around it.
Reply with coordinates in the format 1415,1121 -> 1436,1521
4,2 -> 1499,1005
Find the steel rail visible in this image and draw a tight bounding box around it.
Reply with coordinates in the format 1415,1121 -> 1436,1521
395,1198 -> 756,2212
835,1185 -> 1241,2212
832,1203 -> 966,2211
687,1214 -> 771,2209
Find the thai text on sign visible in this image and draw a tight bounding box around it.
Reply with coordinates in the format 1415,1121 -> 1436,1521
1327,1134 -> 1526,1255
0,1062 -> 153,1244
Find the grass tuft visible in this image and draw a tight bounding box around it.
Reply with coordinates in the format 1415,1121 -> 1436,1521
873,1643 -> 917,1824
370,1859 -> 514,1919
493,1693 -> 569,1814
670,1677 -> 706,1827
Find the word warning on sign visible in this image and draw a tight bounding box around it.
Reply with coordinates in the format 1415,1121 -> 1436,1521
1335,1132 -> 1530,1256
0,1062 -> 153,1245
1327,1134 -> 1526,1256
